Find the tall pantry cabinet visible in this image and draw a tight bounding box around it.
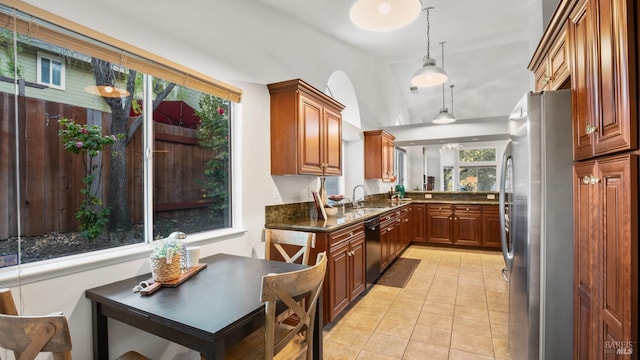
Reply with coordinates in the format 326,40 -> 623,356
567,0 -> 638,358
532,0 -> 638,357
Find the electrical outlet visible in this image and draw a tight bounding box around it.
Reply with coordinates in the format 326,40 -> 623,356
424,194 -> 432,199
487,194 -> 496,200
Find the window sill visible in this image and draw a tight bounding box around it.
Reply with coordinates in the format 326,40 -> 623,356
0,227 -> 247,287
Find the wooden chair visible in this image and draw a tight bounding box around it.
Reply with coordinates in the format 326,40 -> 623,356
0,312 -> 73,360
264,229 -> 316,265
0,288 -> 151,360
225,252 -> 328,360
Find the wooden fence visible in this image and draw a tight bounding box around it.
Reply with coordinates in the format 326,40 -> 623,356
0,92 -> 215,239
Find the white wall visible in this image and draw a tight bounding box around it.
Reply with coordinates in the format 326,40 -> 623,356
3,1 -> 410,359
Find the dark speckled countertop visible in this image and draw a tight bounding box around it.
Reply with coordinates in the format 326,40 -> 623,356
265,196 -> 499,232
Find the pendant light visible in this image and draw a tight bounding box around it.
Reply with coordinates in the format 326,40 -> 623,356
350,0 -> 422,32
433,84 -> 456,124
411,7 -> 448,87
432,41 -> 456,124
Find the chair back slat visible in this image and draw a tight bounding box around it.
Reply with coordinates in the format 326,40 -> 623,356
0,313 -> 73,360
264,229 -> 315,265
260,252 -> 327,360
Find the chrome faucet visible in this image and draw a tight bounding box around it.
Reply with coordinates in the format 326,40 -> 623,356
352,184 -> 367,208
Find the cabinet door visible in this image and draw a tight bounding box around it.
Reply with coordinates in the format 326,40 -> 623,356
596,155 -> 636,358
426,205 -> 453,244
573,160 -> 598,360
382,136 -> 394,181
453,206 -> 482,246
549,28 -> 570,89
349,236 -> 366,300
323,106 -> 342,175
591,0 -> 635,156
569,1 -> 596,160
328,240 -> 350,320
482,205 -> 502,248
535,60 -> 550,92
298,94 -> 323,175
380,222 -> 394,271
413,204 -> 427,242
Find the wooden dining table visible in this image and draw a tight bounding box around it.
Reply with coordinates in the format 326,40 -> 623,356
85,253 -> 323,359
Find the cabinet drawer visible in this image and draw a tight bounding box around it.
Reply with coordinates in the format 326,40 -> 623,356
330,222 -> 364,246
453,205 -> 482,213
427,204 -> 453,212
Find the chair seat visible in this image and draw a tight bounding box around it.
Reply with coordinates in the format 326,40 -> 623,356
225,325 -> 308,360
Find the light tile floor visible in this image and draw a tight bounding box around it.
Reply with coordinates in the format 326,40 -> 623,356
323,245 -> 511,360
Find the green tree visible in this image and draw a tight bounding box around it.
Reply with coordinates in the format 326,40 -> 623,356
58,118 -> 121,239
195,94 -> 230,226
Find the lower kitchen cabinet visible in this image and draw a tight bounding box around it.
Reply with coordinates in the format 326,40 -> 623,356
426,204 -> 454,244
326,222 -> 366,322
573,154 -> 638,359
481,205 -> 503,248
453,205 -> 482,246
399,206 -> 412,250
413,204 -> 427,242
426,204 -> 482,246
380,211 -> 399,272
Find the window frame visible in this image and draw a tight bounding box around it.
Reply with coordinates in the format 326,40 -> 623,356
0,3 -> 243,269
36,50 -> 65,89
441,145 -> 498,191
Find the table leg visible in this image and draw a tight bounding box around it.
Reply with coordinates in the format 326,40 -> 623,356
201,338 -> 226,360
313,293 -> 323,360
91,301 -> 109,360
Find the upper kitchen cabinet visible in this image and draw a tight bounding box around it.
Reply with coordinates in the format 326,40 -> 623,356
533,26 -> 571,91
568,0 -> 637,160
364,130 -> 395,181
268,79 -> 345,176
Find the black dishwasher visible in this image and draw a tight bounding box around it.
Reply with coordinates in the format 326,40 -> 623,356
364,216 -> 381,286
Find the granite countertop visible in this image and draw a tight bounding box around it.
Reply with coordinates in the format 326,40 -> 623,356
265,198 -> 500,232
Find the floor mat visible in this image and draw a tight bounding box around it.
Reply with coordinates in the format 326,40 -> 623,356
375,257 -> 421,288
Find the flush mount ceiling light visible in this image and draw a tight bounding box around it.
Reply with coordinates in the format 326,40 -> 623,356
84,84 -> 130,98
411,7 -> 448,87
350,0 -> 422,32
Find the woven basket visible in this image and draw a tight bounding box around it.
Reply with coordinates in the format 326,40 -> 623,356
150,255 -> 181,282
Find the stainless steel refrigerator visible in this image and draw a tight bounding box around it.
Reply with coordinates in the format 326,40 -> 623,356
499,89 -> 574,359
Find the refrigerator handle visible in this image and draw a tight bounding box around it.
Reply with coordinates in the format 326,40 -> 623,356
499,140 -> 514,276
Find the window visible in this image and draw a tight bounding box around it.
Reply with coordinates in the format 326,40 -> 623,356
458,148 -> 497,191
440,146 -> 498,191
36,51 -> 65,89
0,6 -> 241,265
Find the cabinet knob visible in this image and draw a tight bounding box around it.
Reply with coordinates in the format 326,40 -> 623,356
585,125 -> 597,135
449,216 -> 452,220
348,231 -> 354,237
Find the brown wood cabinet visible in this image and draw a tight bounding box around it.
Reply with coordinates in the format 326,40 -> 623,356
398,206 -> 412,251
268,79 -> 344,176
568,0 -> 637,161
425,204 -> 482,246
573,154 -> 638,359
379,210 -> 399,271
413,204 -> 427,242
364,130 -> 395,181
534,26 -> 570,91
326,222 -> 366,322
481,205 -> 502,248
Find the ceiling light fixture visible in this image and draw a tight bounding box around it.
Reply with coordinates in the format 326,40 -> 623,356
349,0 -> 422,32
411,7 -> 447,87
84,84 -> 130,98
432,41 -> 455,124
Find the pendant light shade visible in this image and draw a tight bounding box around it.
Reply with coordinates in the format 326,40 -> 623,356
433,84 -> 457,124
411,7 -> 447,87
350,0 -> 422,32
